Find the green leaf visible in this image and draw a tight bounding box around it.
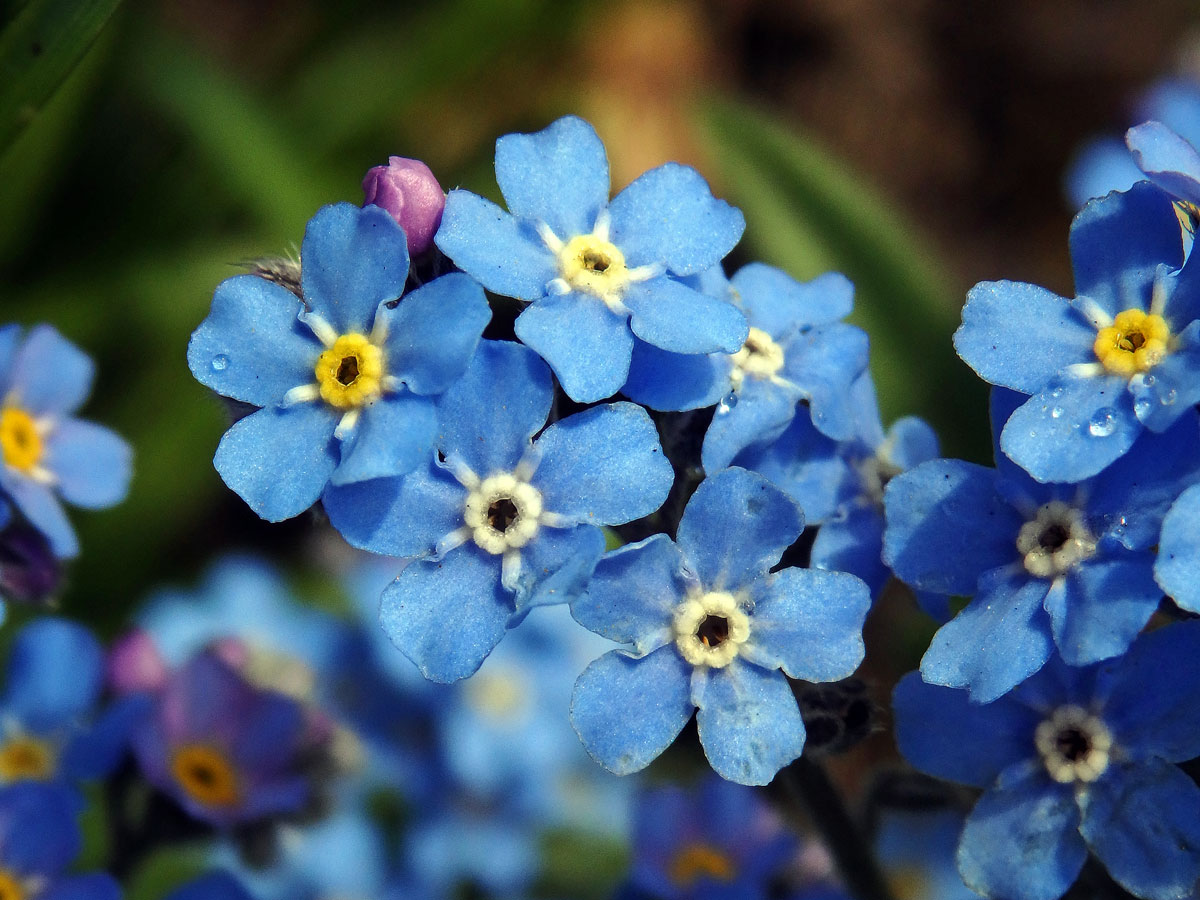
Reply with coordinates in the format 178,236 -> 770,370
697,98 -> 989,461
0,0 -> 122,156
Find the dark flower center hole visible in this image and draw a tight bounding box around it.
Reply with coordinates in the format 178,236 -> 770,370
1055,727 -> 1092,762
487,498 -> 519,532
1038,523 -> 1070,552
336,355 -> 360,386
744,334 -> 770,357
189,762 -> 218,787
582,249 -> 611,273
1119,331 -> 1146,353
697,615 -> 729,648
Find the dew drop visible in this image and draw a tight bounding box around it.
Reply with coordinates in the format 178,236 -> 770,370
1088,407 -> 1116,437
1143,374 -> 1156,388
716,391 -> 738,415
1162,389 -> 1178,406
1133,397 -> 1152,418
1049,386 -> 1064,399
212,354 -> 229,372
1050,406 -> 1064,419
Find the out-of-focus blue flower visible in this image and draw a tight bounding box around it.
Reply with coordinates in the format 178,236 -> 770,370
955,183 -> 1200,482
188,203 -> 490,521
403,808 -> 542,900
893,622 -> 1200,900
165,871 -> 255,900
736,373 -> 939,602
0,617 -> 131,788
624,775 -> 798,900
571,468 -> 870,784
130,648 -> 328,828
874,809 -> 979,900
435,116 -> 747,402
0,324 -> 132,558
326,339 -> 674,683
884,389 -> 1200,702
1066,78 -> 1200,208
623,265 -> 869,470
0,781 -> 119,900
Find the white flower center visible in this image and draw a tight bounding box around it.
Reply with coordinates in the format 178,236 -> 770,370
672,591 -> 750,668
728,328 -> 785,390
1015,501 -> 1096,578
1034,705 -> 1112,784
463,473 -> 543,555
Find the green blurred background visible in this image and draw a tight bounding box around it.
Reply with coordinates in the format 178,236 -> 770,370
2,0 -> 1199,629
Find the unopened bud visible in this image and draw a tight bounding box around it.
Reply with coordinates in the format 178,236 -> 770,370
362,157 -> 445,257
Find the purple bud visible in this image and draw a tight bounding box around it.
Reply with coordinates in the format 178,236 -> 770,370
109,629 -> 168,694
0,521 -> 62,607
362,157 -> 445,256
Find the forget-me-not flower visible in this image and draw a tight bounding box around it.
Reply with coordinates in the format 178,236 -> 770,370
621,263 -> 870,470
955,182 -> 1200,482
325,339 -> 674,682
884,390 -> 1200,702
570,467 -> 870,785
188,202 -> 490,521
0,324 -> 131,558
435,115 -> 748,403
894,623 -> 1200,900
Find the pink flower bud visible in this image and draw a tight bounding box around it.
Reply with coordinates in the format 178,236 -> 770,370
362,157 -> 445,257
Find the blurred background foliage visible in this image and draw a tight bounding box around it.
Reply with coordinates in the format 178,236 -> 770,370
2,0 -> 1199,632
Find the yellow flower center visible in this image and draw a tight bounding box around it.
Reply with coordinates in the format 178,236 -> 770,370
0,735 -> 55,781
1093,309 -> 1170,376
668,842 -> 736,887
558,234 -> 629,299
171,744 -> 242,808
887,866 -> 930,900
0,408 -> 43,473
0,869 -> 26,900
314,333 -> 385,409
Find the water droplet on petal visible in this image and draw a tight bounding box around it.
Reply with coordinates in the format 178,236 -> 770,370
1162,389 -> 1178,406
1049,386 -> 1064,399
1133,397 -> 1152,418
1050,406 -> 1064,419
1088,407 -> 1116,437
212,355 -> 229,372
716,391 -> 738,414
1143,374 -> 1156,388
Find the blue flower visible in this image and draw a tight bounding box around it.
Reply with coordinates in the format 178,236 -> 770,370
188,203 -> 490,521
621,263 -> 869,469
435,116 -> 747,402
0,324 -> 131,557
130,649 -> 326,827
874,809 -> 981,900
954,182 -> 1200,482
0,618 -> 131,788
165,872 -> 255,900
0,781 -> 119,900
893,622 -> 1200,900
325,339 -> 674,683
570,468 -> 870,785
736,372 -> 939,603
883,390 -> 1200,702
625,775 -> 798,900
1155,481 -> 1200,614
1066,78 -> 1200,207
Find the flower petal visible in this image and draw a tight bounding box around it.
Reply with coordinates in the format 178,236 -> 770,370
2,618 -> 103,733
435,191 -> 557,300
695,661 -> 806,785
736,265 -> 854,333
1079,760 -> 1200,900
1044,556 -> 1161,666
623,277 -> 747,355
1126,121 -> 1200,206
532,402 -> 673,524
299,203 -> 409,333
0,470 -> 78,558
512,524 -> 606,611
44,419 -> 132,509
779,322 -> 871,441
569,645 -> 693,775
957,769 -> 1085,900
621,341 -> 729,412
676,468 -> 803,591
187,275 -> 314,407
494,115 -> 610,240
608,163 -> 744,274
741,568 -> 868,681
213,403 -> 337,522
380,549 -> 511,683
701,379 -> 799,473
6,325 -> 94,416
330,393 -> 436,486
514,292 -> 633,403
920,567 -> 1054,703
378,272 -> 491,395
954,281 -> 1094,394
